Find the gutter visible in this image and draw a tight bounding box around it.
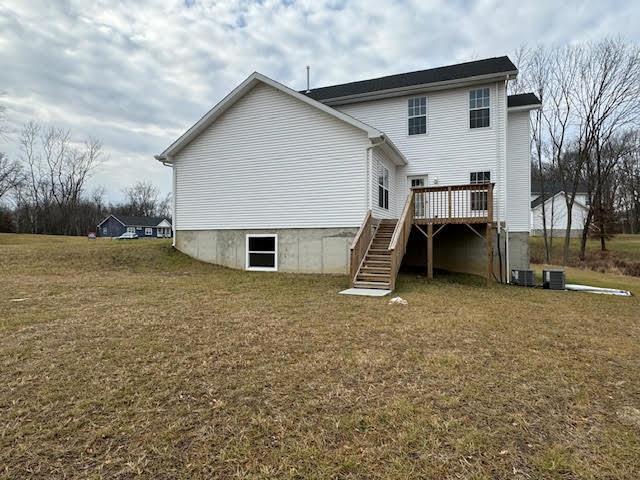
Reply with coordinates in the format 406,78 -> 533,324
154,154 -> 177,246
507,104 -> 542,113
318,70 -> 519,106
154,154 -> 173,166
369,134 -> 407,166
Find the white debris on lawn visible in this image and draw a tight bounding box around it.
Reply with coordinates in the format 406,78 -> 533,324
389,296 -> 408,305
565,284 -> 632,296
10,298 -> 29,302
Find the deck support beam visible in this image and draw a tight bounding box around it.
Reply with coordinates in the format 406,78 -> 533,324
427,223 -> 433,280
486,223 -> 494,284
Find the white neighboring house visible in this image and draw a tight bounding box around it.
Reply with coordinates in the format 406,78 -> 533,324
530,191 -> 590,237
156,56 -> 540,290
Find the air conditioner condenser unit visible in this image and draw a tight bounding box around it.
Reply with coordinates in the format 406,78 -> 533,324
543,269 -> 565,290
511,269 -> 535,287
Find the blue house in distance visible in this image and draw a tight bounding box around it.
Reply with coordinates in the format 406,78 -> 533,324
97,214 -> 172,238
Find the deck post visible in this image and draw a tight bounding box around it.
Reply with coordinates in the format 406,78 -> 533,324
427,223 -> 433,280
486,223 -> 493,284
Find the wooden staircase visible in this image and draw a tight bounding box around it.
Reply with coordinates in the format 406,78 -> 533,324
353,219 -> 397,290
349,184 -> 496,291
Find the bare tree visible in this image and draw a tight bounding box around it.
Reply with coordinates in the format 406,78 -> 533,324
617,133 -> 640,233
542,45 -> 581,265
122,181 -> 161,217
573,39 -> 640,257
15,121 -> 104,234
157,192 -> 172,219
513,45 -> 557,261
0,153 -> 22,201
0,93 -> 9,141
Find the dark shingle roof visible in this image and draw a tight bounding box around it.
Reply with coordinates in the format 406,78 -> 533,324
302,56 -> 518,102
113,215 -> 169,227
531,194 -> 552,209
508,92 -> 541,108
531,181 -> 588,197
531,182 -> 589,208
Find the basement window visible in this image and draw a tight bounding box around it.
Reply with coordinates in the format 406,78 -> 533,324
469,88 -> 490,128
246,234 -> 278,271
408,96 -> 427,135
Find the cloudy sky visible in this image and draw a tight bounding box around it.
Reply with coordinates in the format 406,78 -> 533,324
1,0 -> 639,201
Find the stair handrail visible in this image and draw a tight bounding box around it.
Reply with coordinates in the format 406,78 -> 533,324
349,210 -> 376,287
388,190 -> 415,290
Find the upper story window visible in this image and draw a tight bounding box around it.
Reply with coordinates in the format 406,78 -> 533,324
469,88 -> 490,129
408,97 -> 427,135
470,171 -> 491,184
378,163 -> 389,210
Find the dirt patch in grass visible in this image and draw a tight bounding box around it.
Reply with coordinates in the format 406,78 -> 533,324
2,234 -> 640,478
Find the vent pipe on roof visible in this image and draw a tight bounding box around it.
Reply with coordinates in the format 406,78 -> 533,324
306,65 -> 310,93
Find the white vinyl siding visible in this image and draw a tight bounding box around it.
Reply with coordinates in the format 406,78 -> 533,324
337,82 -> 506,223
506,110 -> 531,232
531,193 -> 589,234
173,83 -> 370,230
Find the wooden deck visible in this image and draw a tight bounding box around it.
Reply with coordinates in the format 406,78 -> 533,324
350,183 -> 496,290
411,183 -> 494,224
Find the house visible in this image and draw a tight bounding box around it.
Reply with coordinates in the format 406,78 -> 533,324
155,56 -> 541,290
530,186 -> 590,237
97,214 -> 172,238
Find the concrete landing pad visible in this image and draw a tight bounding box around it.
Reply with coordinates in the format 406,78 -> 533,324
339,288 -> 392,297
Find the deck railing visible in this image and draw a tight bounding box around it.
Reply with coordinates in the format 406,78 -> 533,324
412,183 -> 494,224
349,210 -> 378,287
388,190 -> 415,290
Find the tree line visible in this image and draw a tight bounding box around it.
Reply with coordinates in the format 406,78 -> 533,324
0,120 -> 170,235
512,38 -> 640,264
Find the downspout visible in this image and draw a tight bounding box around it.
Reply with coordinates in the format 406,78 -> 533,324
503,76 -> 510,281
154,154 -> 176,247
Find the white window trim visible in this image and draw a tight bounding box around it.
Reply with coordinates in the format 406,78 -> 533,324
145,227 -> 153,236
469,170 -> 491,211
469,87 -> 491,130
407,96 -> 427,136
127,226 -> 136,233
246,234 -> 278,272
470,171 -> 491,185
378,163 -> 390,210
408,175 -> 428,218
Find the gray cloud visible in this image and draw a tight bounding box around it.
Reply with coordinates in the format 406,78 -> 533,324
0,0 -> 638,201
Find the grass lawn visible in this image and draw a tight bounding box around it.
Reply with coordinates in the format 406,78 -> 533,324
2,234 -> 640,479
530,234 -> 640,276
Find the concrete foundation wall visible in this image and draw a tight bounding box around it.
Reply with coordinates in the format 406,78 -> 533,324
507,231 -> 530,271
402,225 -> 529,278
175,228 -> 358,274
